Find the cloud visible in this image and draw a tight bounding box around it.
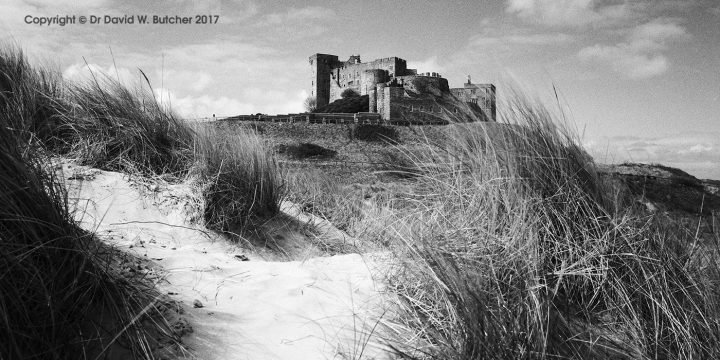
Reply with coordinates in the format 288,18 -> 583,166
62,62 -> 140,86
407,56 -> 445,75
470,32 -> 574,46
154,88 -> 256,119
155,87 -> 307,119
578,18 -> 688,78
505,0 -> 632,27
586,131 -> 720,179
22,0 -> 108,9
253,6 -> 336,38
262,6 -> 336,24
158,69 -> 213,92
57,39 -> 308,118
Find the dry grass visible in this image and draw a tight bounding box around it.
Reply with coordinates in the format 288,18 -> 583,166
0,111 -> 182,359
380,88 -> 720,359
1,44 -> 195,177
0,43 -> 198,359
194,122 -> 285,233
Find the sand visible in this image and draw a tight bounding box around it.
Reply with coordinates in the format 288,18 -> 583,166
64,162 -> 399,360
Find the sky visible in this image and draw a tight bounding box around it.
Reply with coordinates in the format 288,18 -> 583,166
1,0 -> 718,179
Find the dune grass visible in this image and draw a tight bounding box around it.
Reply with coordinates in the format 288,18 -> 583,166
2,43 -> 286,235
382,89 -> 720,359
62,72 -> 195,175
1,44 -> 195,177
194,122 -> 284,233
0,44 -> 202,358
0,110 -> 182,359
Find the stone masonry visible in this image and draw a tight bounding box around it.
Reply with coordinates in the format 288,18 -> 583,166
309,53 -> 496,122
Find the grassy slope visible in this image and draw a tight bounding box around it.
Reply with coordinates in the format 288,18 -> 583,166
272,90 -> 720,359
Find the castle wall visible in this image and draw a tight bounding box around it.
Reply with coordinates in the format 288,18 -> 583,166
396,75 -> 449,95
450,83 -> 496,121
375,83 -> 386,119
309,54 -> 339,108
311,53 -> 496,122
360,69 -> 387,96
382,86 -> 405,121
328,57 -> 409,103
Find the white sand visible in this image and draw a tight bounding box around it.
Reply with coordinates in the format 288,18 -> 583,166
64,163 -> 399,360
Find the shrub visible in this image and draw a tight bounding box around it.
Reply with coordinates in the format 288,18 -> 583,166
195,123 -> 284,233
315,94 -> 369,113
304,96 -> 317,112
341,88 -> 360,99
352,124 -> 400,143
277,142 -> 337,160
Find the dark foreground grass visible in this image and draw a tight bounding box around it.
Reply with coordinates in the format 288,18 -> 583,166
383,89 -> 720,359
0,44 -> 194,176
0,119 -> 181,359
2,44 -> 283,237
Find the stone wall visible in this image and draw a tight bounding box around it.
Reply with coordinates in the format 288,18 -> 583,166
327,57 -> 410,103
309,54 -> 339,108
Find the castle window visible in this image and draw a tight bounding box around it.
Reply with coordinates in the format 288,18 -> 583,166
471,89 -> 475,94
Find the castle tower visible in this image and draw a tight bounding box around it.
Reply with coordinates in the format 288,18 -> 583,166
309,53 -> 338,108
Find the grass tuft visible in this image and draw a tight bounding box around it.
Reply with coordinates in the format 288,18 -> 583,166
1,44 -> 195,177
0,111 -> 181,359
384,87 -> 720,359
194,122 -> 285,233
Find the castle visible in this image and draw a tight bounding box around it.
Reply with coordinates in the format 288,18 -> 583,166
309,53 -> 496,122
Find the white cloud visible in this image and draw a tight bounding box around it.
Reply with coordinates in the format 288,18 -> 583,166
22,0 -> 108,9
407,56 -> 445,76
154,87 -> 307,119
62,62 -> 139,87
587,131 -> 720,179
157,69 -> 213,93
253,6 -> 336,38
505,0 -> 632,27
680,143 -> 714,154
155,88 -> 255,119
262,6 -> 336,24
470,33 -> 574,46
578,18 -> 688,78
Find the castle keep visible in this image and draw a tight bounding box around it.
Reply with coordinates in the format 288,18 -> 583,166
309,53 -> 496,122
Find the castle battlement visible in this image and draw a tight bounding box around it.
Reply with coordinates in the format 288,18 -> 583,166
309,53 -> 496,122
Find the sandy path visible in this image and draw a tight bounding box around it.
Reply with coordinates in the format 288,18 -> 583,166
64,164 -> 396,360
